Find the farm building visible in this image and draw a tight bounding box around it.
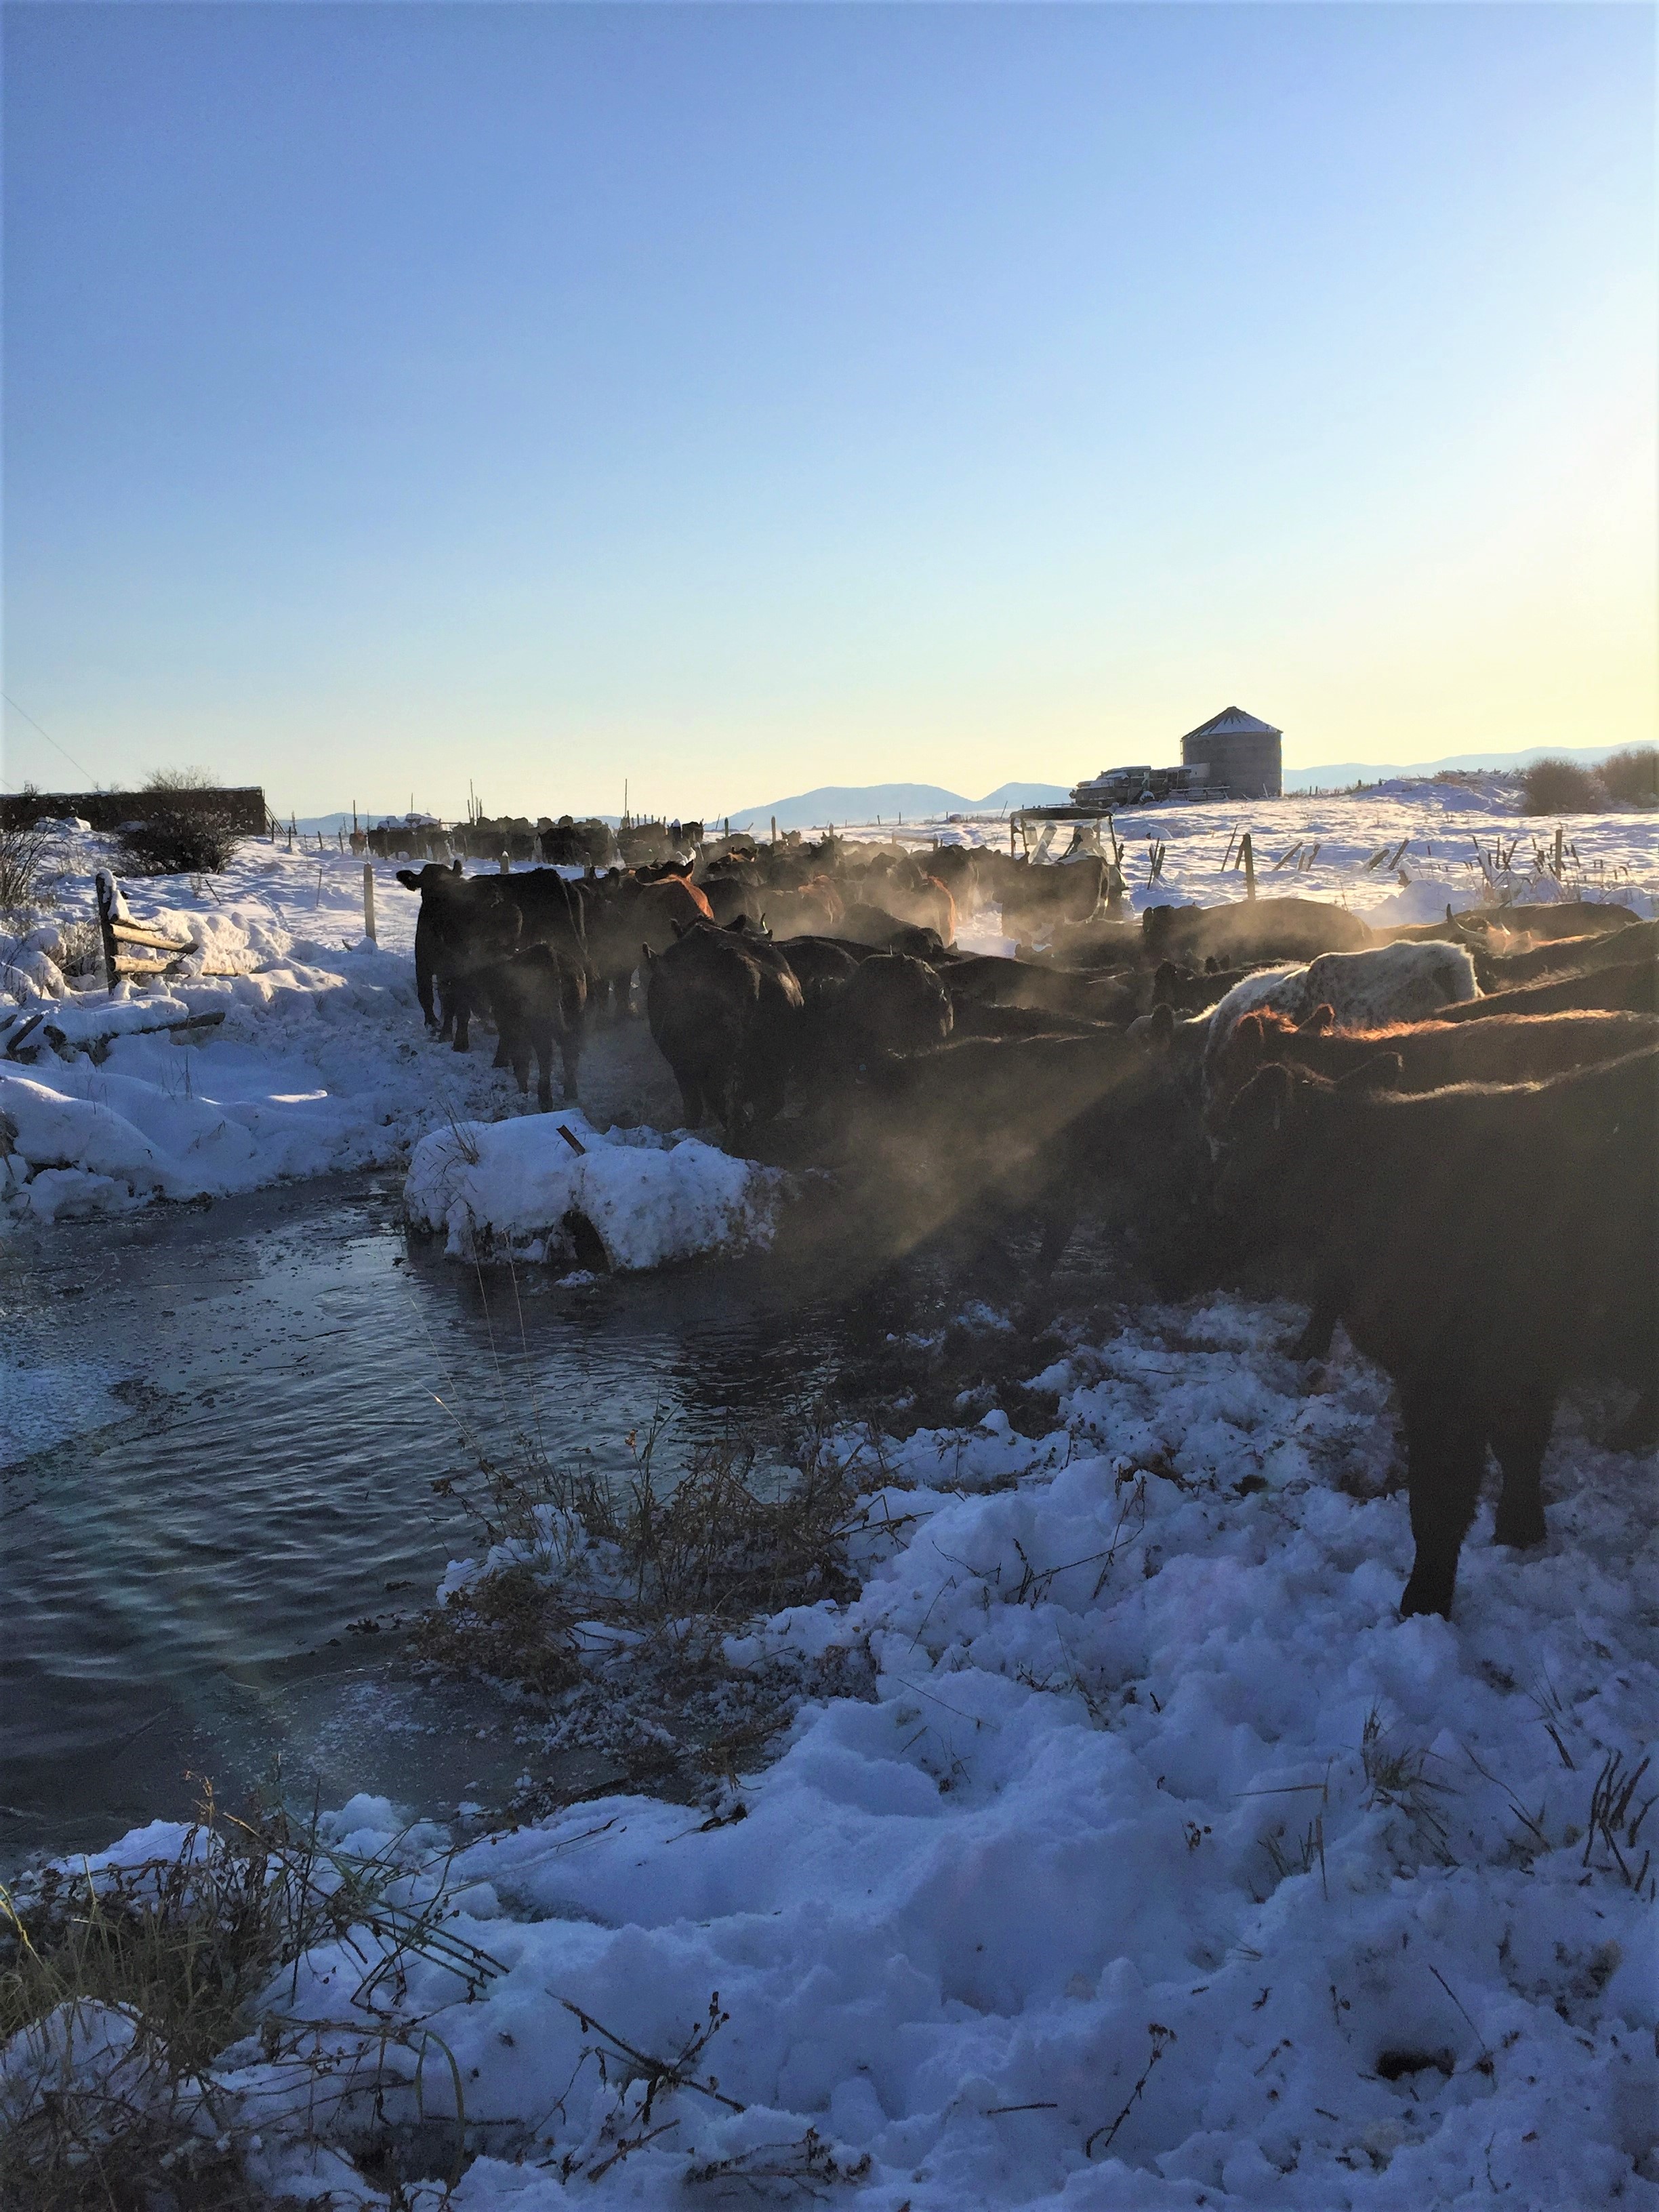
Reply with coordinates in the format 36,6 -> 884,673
1067,707 -> 1283,808
1179,705 -> 1283,798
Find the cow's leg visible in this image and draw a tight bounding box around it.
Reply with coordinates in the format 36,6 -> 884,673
741,1055 -> 787,1135
1288,1277 -> 1342,1362
416,935 -> 438,1033
451,982 -> 472,1052
1490,1385 -> 1555,1549
558,969 -> 586,1101
721,1065 -> 752,1150
1035,1189 -> 1080,1276
1609,1384 -> 1658,1454
531,1017 -> 556,1110
676,1075 -> 704,1128
1398,1379 -> 1487,1619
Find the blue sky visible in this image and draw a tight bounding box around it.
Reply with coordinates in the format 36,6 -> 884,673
3,3 -> 1654,818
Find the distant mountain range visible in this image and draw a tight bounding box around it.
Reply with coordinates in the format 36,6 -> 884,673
1284,741 -> 1638,790
720,782 -> 1071,832
286,743 -> 1645,834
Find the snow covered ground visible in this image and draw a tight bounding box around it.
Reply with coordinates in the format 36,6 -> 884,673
26,1295 -> 1654,2207
1,794 -> 1652,1227
0,830 -> 676,1225
898,777 -> 1659,931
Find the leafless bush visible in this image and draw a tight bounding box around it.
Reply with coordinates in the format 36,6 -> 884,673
142,766 -> 220,791
0,821 -> 49,914
1519,758 -> 1607,815
1598,747 -> 1659,808
119,804 -> 243,876
52,916 -> 104,977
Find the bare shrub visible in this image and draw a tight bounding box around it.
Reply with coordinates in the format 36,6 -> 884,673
1519,758 -> 1607,815
142,766 -> 220,791
0,821 -> 49,914
119,804 -> 243,876
1598,747 -> 1659,808
52,916 -> 104,977
417,1409 -> 899,1803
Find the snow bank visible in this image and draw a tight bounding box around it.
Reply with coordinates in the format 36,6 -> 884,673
405,1109 -> 783,1269
0,846 -> 567,1222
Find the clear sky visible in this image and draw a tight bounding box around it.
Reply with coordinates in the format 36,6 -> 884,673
3,3 -> 1654,819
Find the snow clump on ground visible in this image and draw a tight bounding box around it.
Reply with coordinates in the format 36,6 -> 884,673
405,1108 -> 785,1269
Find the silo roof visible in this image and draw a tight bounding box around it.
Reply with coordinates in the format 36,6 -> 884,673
1180,706 -> 1282,742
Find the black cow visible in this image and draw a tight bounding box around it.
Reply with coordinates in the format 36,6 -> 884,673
396,863 -> 517,1044
482,943 -> 587,1109
396,861 -> 469,1035
807,951 -> 953,1084
1218,1046 -> 1659,1616
840,1025 -> 1204,1276
643,920 -> 803,1142
1429,956 -> 1656,1023
1143,897 -> 1371,968
1461,901 -> 1639,941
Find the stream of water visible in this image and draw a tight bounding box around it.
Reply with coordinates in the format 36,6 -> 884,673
1,1174 -> 861,1866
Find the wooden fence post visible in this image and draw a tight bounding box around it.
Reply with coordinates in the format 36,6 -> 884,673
96,872 -> 120,994
1241,832 -> 1256,900
363,863 -> 377,943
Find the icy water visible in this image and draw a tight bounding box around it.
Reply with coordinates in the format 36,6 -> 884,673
0,1175 -> 861,1866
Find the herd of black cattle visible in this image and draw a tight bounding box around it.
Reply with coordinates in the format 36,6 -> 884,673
396,836 -> 1657,1621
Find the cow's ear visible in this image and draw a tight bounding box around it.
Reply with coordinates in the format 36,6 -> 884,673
641,945 -> 655,969
1142,1000 -> 1176,1051
1229,1011 -> 1267,1074
1231,1061 -> 1294,1139
396,869 -> 416,889
1298,1002 -> 1336,1034
451,859 -> 462,874
1336,1052 -> 1403,1093
1152,960 -> 1179,1008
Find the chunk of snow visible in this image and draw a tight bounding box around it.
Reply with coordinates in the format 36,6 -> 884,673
404,1109 -> 783,1269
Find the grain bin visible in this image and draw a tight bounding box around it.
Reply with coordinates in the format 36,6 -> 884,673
1179,707 -> 1282,798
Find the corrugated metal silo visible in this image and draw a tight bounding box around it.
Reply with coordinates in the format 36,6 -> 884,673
1179,708 -> 1283,798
